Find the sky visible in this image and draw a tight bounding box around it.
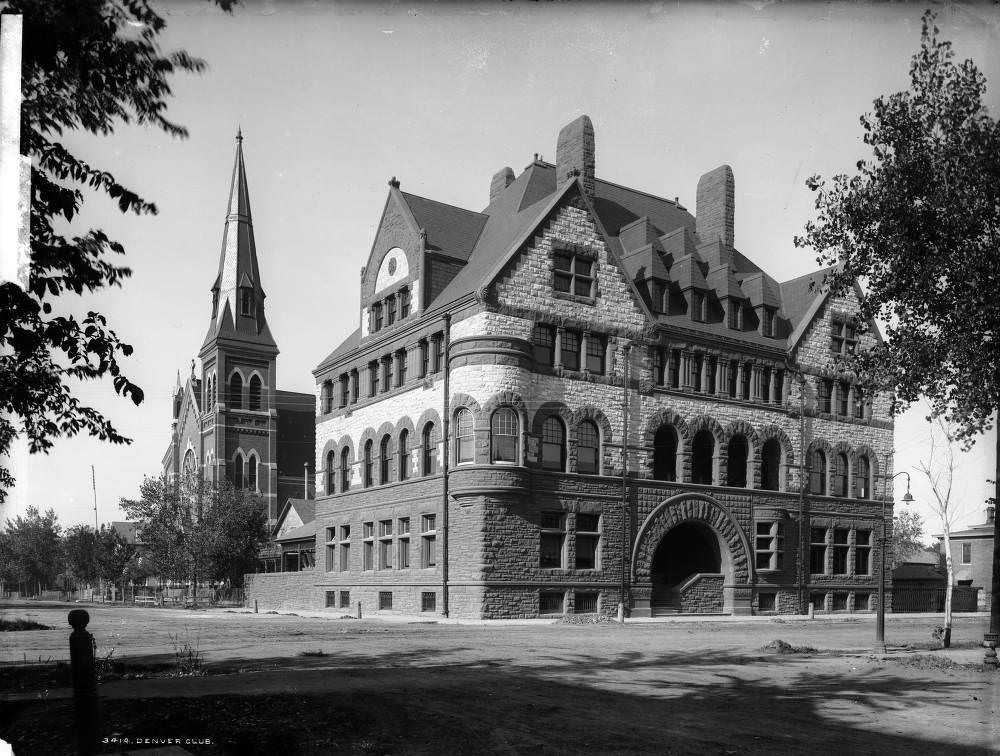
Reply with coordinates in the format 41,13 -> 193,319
4,0 -> 998,542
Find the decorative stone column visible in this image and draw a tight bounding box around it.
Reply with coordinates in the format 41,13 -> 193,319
700,354 -> 710,393
554,327 -> 563,369
770,367 -> 780,404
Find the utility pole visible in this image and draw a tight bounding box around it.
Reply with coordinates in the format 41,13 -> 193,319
92,466 -> 100,601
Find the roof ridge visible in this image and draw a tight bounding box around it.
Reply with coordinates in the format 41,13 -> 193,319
400,190 -> 485,218
594,175 -> 685,209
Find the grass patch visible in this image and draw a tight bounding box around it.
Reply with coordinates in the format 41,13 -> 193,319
761,639 -> 817,654
0,618 -> 53,631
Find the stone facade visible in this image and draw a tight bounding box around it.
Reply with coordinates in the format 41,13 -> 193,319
246,116 -> 896,619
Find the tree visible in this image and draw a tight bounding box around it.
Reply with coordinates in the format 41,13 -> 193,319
97,526 -> 138,600
2,505 -> 63,595
0,0 -> 232,504
891,509 -> 925,569
63,524 -> 101,587
120,474 -> 268,604
794,10 -> 1000,656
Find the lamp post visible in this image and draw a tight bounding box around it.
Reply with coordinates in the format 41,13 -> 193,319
877,466 -> 914,655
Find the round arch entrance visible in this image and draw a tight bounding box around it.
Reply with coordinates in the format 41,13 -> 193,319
631,494 -> 753,617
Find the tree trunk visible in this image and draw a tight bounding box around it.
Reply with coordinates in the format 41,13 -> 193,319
942,531 -> 954,649
989,428 -> 999,644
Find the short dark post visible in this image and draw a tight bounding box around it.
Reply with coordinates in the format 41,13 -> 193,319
68,609 -> 101,755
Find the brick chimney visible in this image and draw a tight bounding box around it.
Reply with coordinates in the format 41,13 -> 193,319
556,115 -> 595,197
696,165 -> 735,248
988,505 -> 996,523
490,166 -> 515,202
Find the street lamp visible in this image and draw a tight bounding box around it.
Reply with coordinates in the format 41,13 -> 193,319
877,467 -> 914,654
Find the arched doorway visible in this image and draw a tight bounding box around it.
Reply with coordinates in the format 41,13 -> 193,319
650,522 -> 721,614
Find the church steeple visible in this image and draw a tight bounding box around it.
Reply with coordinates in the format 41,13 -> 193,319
202,129 -> 276,350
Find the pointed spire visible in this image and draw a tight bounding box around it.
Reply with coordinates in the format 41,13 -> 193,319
227,127 -> 252,222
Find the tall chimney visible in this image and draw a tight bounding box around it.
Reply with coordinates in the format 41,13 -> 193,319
988,505 -> 996,523
490,166 -> 515,202
696,165 -> 735,248
556,115 -> 595,197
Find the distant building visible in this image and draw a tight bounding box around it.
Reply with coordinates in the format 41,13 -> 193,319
162,132 -> 315,526
246,115 -> 895,619
938,506 -> 995,611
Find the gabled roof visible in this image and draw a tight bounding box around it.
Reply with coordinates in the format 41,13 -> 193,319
741,271 -> 782,309
707,263 -> 744,300
671,253 -> 709,291
400,192 -> 487,261
275,521 -> 316,543
273,497 -> 315,540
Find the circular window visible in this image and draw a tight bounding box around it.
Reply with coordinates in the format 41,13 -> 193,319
388,258 -> 397,275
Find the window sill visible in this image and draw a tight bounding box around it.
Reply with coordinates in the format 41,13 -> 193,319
552,290 -> 597,306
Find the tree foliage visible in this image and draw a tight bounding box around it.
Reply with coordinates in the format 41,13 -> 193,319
794,11 -> 999,444
1,505 -> 62,594
0,0 -> 231,503
890,509 -> 925,569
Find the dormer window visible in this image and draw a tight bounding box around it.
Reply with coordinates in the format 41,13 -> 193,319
763,307 -> 776,338
692,291 -> 707,323
728,300 -> 744,331
239,288 -> 254,317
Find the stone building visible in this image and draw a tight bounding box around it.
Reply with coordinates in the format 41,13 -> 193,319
938,506 -> 995,611
163,132 -> 315,531
246,115 -> 895,618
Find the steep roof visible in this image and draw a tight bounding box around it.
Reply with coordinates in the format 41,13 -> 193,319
400,192 -> 487,261
779,268 -> 829,330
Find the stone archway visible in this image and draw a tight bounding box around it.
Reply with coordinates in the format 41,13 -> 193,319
631,493 -> 753,616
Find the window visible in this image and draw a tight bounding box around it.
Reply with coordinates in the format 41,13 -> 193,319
855,531 -> 872,575
652,347 -> 666,386
854,386 -> 866,419
363,521 -> 374,570
728,300 -> 744,330
727,359 -> 738,398
540,417 -> 567,472
833,453 -> 849,497
422,423 -> 437,475
340,448 -> 351,492
692,291 -> 707,322
810,450 -> 827,495
810,528 -> 828,574
838,381 -> 850,416
832,592 -> 849,611
378,520 -> 392,569
386,295 -> 396,325
239,287 -> 254,316
229,373 -> 243,409
539,591 -> 565,615
763,307 -> 776,337
382,356 -> 392,393
339,590 -> 351,609
491,408 -> 519,464
379,591 -> 392,611
372,302 -> 383,332
653,425 -> 678,481
831,318 -> 857,355
562,330 -> 581,371
247,453 -> 257,491
706,357 -> 717,396
350,369 -> 359,403
832,528 -> 850,574
326,450 -> 336,494
455,409 -> 475,464
380,435 -> 391,484
574,593 -> 599,614
396,349 -> 407,387
691,430 -> 715,485
670,350 -> 682,389
855,455 -> 871,499
755,522 -> 783,570
818,379 -> 832,414
741,361 -> 751,400
398,429 -> 409,482
691,353 -> 703,392
761,439 -> 781,491
810,592 -> 827,612
540,512 -> 566,568
232,453 -> 244,489
421,592 -> 436,612
854,592 -> 871,611
962,542 -> 972,564
532,324 -> 556,367
727,434 -> 748,487
421,514 -> 437,568
758,592 -> 777,612
419,339 -> 429,378
363,440 -> 374,488
325,590 -> 337,608
576,514 -> 600,569
400,287 -> 411,318
586,334 -> 605,374
553,250 -> 594,298
248,374 -> 262,411
321,381 -> 332,414
325,528 -> 336,572
433,333 -> 444,373
398,518 -> 410,569
368,361 -> 379,397
339,376 -> 350,409
576,420 -> 600,475
339,526 -> 351,571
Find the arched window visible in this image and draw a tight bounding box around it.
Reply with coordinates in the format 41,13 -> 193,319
183,449 -> 197,476
398,429 -> 409,481
422,423 -> 437,475
364,440 -> 374,487
653,425 -> 678,481
540,417 -> 566,471
455,409 -> 475,464
833,453 -> 849,497
230,372 -> 243,409
340,448 -> 351,492
691,430 -> 715,485
577,420 -> 600,475
810,449 -> 827,495
326,450 -> 336,494
491,408 -> 519,464
232,452 -> 245,489
380,435 -> 392,484
761,439 -> 782,491
727,434 -> 748,487
856,455 -> 871,499
248,374 -> 262,411
247,453 -> 258,491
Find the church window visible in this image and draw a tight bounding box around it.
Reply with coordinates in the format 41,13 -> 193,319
398,429 -> 409,481
326,450 -> 336,494
247,453 -> 258,491
380,435 -> 392,484
576,420 -> 600,475
229,373 -> 243,409
553,250 -> 595,298
422,423 -> 437,475
810,449 -> 828,495
340,448 -> 351,492
233,452 -> 245,489
540,416 -> 566,472
183,449 -> 197,476
364,440 -> 374,487
248,374 -> 262,411
400,287 -> 411,319
532,325 -> 556,367
239,287 -> 254,316
491,408 -> 519,464
586,334 -> 605,374
562,330 -> 580,371
455,409 -> 475,464
727,434 -> 748,487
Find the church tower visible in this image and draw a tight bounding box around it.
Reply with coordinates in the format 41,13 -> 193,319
199,130 -> 281,521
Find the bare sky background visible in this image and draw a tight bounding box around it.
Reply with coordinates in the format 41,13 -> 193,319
5,1 -> 998,541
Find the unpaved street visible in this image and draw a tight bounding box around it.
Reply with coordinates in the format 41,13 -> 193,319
1,603 -> 997,755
